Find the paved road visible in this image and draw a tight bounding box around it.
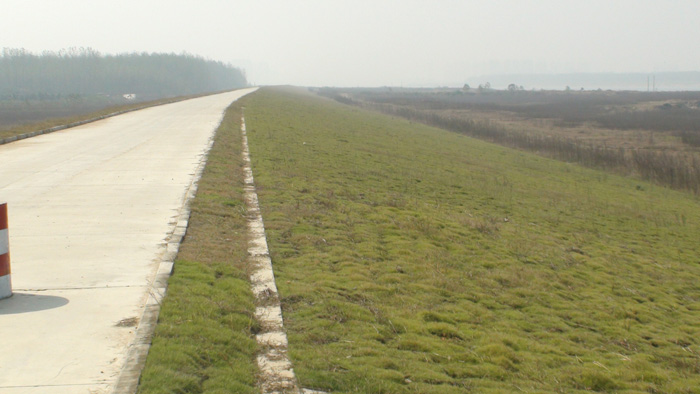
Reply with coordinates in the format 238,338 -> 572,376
0,88 -> 256,393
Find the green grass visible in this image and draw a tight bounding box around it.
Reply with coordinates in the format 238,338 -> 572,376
240,87 -> 700,393
137,102 -> 259,394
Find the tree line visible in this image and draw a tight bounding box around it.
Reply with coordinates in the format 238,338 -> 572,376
0,47 -> 247,100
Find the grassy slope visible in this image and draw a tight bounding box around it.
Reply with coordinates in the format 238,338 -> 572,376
243,88 -> 700,393
137,102 -> 259,393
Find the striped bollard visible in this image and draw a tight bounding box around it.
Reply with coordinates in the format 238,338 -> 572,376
0,203 -> 11,299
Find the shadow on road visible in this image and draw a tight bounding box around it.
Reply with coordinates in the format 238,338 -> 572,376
0,292 -> 69,315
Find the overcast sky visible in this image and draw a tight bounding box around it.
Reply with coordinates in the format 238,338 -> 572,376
2,0 -> 699,87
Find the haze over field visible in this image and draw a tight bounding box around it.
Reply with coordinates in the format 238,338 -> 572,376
2,0 -> 700,88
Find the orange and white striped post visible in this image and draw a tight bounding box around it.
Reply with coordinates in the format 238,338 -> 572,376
0,203 -> 11,299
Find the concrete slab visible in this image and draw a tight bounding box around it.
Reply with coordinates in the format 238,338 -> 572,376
0,385 -> 110,394
0,88 -> 257,393
0,288 -> 141,387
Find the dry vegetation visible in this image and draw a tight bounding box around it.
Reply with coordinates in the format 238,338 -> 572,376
318,88 -> 700,194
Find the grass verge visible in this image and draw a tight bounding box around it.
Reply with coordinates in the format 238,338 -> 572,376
136,101 -> 259,393
242,87 -> 700,393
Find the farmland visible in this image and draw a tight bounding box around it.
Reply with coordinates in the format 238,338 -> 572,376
140,87 -> 700,393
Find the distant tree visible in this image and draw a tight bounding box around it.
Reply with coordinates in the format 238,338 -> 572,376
463,83 -> 470,90
0,48 -> 247,100
507,83 -> 518,92
484,82 -> 492,89
565,86 -> 572,92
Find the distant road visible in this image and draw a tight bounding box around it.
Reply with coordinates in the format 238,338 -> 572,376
0,88 -> 257,393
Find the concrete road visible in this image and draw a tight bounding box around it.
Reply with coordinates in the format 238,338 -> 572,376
0,88 -> 257,393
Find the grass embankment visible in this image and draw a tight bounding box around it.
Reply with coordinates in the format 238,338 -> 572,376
242,88 -> 700,393
137,102 -> 259,393
321,89 -> 700,195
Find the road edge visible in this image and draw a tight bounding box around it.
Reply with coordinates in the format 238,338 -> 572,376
110,88 -> 258,394
110,122 -> 215,394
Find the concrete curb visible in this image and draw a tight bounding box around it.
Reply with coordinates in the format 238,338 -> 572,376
241,113 -> 329,394
110,88 -> 258,393
110,115 -> 218,394
241,113 -> 301,394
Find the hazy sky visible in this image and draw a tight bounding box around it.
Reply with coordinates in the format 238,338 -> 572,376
2,0 -> 699,87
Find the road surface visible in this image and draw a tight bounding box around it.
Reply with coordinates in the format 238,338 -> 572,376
0,88 -> 257,393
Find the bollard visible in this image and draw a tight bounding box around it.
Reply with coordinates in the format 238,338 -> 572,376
0,203 -> 11,299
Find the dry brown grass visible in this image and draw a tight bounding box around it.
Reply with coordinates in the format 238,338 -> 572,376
453,108 -> 692,153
